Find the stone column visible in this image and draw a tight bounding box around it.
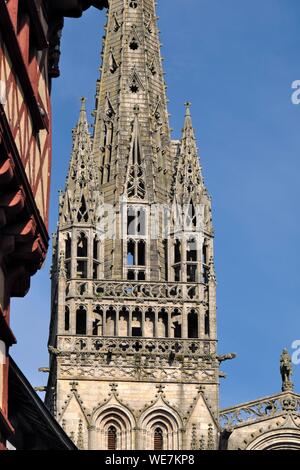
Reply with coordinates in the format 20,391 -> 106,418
102,309 -> 107,336
154,309 -> 158,337
128,308 -> 132,337
115,307 -> 119,336
71,227 -> 77,279
141,309 -> 145,337
182,305 -> 188,339
167,309 -> 172,338
88,425 -> 97,450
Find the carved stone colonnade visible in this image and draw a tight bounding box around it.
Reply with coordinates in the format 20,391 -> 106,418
64,302 -> 208,340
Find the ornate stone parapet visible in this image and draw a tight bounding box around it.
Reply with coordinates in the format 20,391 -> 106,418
56,336 -> 219,384
66,280 -> 204,302
220,392 -> 300,430
57,335 -> 216,358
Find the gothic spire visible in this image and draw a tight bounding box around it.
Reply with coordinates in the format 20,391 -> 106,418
181,102 -> 203,185
59,98 -> 100,226
66,97 -> 96,190
92,0 -> 172,199
172,103 -> 204,204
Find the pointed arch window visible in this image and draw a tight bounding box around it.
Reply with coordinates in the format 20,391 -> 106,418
174,240 -> 181,263
64,306 -> 70,331
173,239 -> 181,282
65,234 -> 71,259
186,238 -> 198,282
77,195 -> 88,222
154,428 -> 164,451
76,306 -> 86,335
92,306 -> 103,336
65,234 -> 72,279
202,240 -> 209,283
93,236 -> 100,280
188,310 -> 199,339
126,207 -> 147,280
107,426 -> 117,450
186,200 -> 197,229
77,232 -> 88,257
76,232 -> 88,279
129,36 -> 139,50
205,311 -> 210,336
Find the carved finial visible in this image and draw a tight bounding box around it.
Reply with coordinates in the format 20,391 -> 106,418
109,382 -> 118,393
185,101 -> 192,116
280,349 -> 294,392
156,384 -> 165,394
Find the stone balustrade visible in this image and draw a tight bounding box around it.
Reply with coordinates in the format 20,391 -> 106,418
57,335 -> 216,358
220,392 -> 300,429
65,279 -> 204,301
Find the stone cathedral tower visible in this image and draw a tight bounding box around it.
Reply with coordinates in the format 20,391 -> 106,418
46,0 -> 220,450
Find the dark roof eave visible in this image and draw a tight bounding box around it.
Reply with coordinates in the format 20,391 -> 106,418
9,357 -> 77,450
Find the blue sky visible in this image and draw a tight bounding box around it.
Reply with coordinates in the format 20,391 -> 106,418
11,0 -> 300,408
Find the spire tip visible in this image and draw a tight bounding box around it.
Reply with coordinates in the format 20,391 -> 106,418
80,97 -> 86,110
184,101 -> 192,118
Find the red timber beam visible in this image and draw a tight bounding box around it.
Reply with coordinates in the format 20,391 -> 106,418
0,0 -> 48,131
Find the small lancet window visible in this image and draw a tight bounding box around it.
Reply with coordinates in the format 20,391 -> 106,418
187,239 -> 197,262
76,306 -> 86,335
174,240 -> 181,263
187,264 -> 197,282
77,195 -> 89,223
127,240 -> 136,266
154,428 -> 164,451
65,235 -> 71,259
129,0 -> 139,8
137,208 -> 146,235
186,200 -> 197,228
205,311 -> 210,336
127,207 -> 136,236
107,426 -> 117,450
65,260 -> 71,280
130,77 -> 139,94
77,232 -> 88,257
65,306 -> 70,331
188,310 -> 198,339
137,241 -> 146,266
203,242 -> 208,265
129,36 -> 139,50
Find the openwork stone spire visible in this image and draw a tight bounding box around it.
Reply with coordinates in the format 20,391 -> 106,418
59,98 -> 100,226
173,102 -> 204,204
92,0 -> 172,200
66,97 -> 97,190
